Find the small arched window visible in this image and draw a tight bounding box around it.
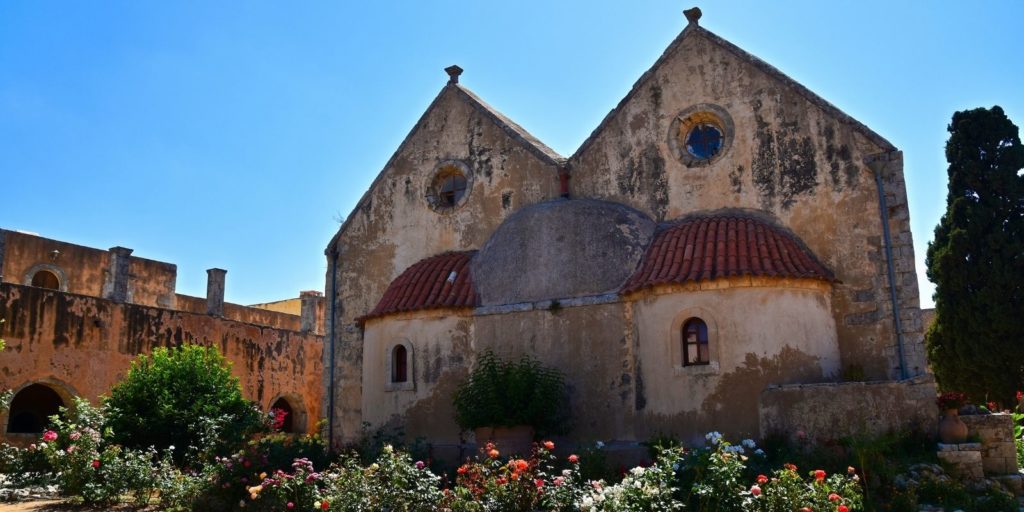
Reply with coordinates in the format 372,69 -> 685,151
7,384 -> 66,433
270,397 -> 295,433
392,345 -> 408,383
31,270 -> 60,290
682,318 -> 710,366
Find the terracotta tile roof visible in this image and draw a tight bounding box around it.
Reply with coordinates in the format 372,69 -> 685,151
621,214 -> 832,294
360,251 -> 478,323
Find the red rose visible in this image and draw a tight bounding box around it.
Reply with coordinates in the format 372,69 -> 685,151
91,459 -> 101,469
756,474 -> 768,485
320,500 -> 329,510
568,454 -> 579,464
750,485 -> 761,496
543,441 -> 555,450
828,493 -> 840,502
814,469 -> 826,481
838,506 -> 849,512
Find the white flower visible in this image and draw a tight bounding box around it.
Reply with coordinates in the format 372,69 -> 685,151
169,445 -> 175,451
742,439 -> 756,449
595,441 -> 605,449
630,466 -> 646,476
562,469 -> 572,477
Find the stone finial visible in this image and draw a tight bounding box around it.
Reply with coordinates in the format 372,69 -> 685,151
684,6 -> 702,26
445,65 -> 463,84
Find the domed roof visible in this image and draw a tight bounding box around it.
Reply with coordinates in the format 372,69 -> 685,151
360,251 -> 478,323
472,198 -> 655,306
621,213 -> 832,294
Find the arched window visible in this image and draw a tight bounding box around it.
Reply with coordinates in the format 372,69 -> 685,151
7,384 -> 65,433
270,397 -> 295,433
682,318 -> 710,366
31,270 -> 60,290
392,345 -> 408,383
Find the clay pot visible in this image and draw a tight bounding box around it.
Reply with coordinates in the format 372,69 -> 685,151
474,425 -> 535,457
939,408 -> 969,444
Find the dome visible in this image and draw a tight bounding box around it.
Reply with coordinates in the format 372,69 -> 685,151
472,198 -> 655,306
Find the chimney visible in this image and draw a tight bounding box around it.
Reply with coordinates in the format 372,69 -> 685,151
206,268 -> 227,316
107,246 -> 133,303
300,290 -> 323,334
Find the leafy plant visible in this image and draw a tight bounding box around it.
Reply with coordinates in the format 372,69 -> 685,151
103,344 -> 267,464
453,350 -> 569,435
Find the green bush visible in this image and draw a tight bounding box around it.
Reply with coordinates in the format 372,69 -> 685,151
453,350 -> 569,435
38,397 -> 158,506
104,344 -> 267,463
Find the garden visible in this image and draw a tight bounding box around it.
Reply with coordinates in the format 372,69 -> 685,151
0,345 -> 1022,511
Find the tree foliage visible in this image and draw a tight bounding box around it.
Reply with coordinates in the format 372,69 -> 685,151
926,106 -> 1024,402
104,344 -> 266,463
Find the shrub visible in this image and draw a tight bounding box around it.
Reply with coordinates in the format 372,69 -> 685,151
202,430 -> 329,508
444,440 -> 581,512
453,350 -> 569,435
322,445 -> 443,512
104,344 -> 267,463
38,397 -> 158,506
0,442 -> 53,492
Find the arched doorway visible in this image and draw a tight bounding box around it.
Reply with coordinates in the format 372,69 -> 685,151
7,384 -> 65,433
30,270 -> 60,290
270,397 -> 295,433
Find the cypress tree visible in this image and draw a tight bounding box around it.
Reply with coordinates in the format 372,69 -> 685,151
926,106 -> 1024,403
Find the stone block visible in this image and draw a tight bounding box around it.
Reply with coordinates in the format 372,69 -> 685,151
994,474 -> 1024,496
937,448 -> 984,481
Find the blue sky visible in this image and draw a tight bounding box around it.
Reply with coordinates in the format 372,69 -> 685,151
1,1 -> 1021,307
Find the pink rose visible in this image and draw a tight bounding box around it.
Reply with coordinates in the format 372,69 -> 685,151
42,430 -> 58,442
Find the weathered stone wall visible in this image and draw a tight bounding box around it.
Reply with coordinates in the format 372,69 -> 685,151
567,27 -> 924,382
961,413 -> 1019,476
0,230 -> 178,309
0,283 -> 323,441
631,279 -> 839,445
759,375 -> 937,442
326,83 -> 564,445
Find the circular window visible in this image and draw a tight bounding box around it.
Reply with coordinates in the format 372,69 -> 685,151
426,161 -> 472,212
669,104 -> 734,167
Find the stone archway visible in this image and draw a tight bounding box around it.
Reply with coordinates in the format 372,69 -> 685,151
268,394 -> 307,434
5,381 -> 74,434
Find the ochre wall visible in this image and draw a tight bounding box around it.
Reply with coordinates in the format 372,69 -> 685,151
0,283 -> 323,442
629,279 -> 839,444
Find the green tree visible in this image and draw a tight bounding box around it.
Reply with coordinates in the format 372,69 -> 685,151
926,106 -> 1024,403
104,344 -> 266,463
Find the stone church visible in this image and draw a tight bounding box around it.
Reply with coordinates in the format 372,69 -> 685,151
323,9 -> 936,455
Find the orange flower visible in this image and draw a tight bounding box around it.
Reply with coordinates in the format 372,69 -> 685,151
488,449 -> 500,458
784,463 -> 797,472
543,440 -> 555,450
514,459 -> 529,471
457,465 -> 468,475
756,474 -> 768,485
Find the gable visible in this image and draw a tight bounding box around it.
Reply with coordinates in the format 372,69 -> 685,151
327,78 -> 563,323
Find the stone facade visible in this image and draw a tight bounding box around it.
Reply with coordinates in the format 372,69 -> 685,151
0,229 -> 324,444
323,12 -> 933,450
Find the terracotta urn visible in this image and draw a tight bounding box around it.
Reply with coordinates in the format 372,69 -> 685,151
474,425 -> 535,457
938,408 -> 968,444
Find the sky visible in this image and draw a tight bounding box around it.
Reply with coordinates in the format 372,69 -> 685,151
1,1 -> 1022,307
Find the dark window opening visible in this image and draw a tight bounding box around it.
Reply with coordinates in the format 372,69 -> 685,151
31,270 -> 60,290
685,124 -> 723,160
270,397 -> 295,433
682,318 -> 710,366
392,345 -> 408,383
7,384 -> 65,433
438,172 -> 467,207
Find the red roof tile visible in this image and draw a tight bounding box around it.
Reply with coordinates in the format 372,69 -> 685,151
361,251 -> 478,322
621,214 -> 832,294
